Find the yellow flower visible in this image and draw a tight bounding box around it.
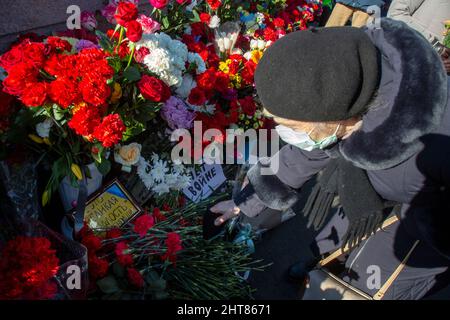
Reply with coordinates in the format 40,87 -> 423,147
251,50 -> 263,64
230,74 -> 242,89
444,20 -> 450,28
72,101 -> 87,114
42,190 -> 50,207
28,134 -> 44,144
219,59 -> 232,74
110,82 -> 122,104
43,138 -> 52,146
71,163 -> 83,181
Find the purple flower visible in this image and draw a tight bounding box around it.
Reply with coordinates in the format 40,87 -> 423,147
161,96 -> 196,130
76,39 -> 100,52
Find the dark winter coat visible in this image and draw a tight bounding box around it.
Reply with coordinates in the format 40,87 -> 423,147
236,19 -> 450,259
337,0 -> 385,10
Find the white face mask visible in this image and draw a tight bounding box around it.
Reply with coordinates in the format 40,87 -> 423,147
275,124 -> 341,151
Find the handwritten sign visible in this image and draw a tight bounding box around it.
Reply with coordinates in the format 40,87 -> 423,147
82,180 -> 142,229
183,164 -> 226,203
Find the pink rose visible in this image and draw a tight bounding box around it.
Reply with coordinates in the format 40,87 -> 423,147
136,14 -> 161,34
149,0 -> 169,10
81,11 -> 98,31
101,3 -> 117,24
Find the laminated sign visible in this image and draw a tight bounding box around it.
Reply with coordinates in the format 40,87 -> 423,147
183,164 -> 226,203
82,180 -> 142,229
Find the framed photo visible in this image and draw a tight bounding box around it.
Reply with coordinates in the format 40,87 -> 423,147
76,179 -> 143,229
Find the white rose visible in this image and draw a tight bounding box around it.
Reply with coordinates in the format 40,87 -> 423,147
36,119 -> 53,138
257,39 -> 266,51
209,15 -> 221,29
114,143 -> 142,166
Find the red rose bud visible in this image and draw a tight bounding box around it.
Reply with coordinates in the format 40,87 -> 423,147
137,75 -> 171,103
126,20 -> 143,43
114,2 -> 138,26
149,0 -> 169,10
200,13 -> 211,24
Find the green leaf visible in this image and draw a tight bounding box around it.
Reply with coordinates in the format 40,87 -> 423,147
112,263 -> 125,278
162,16 -> 170,29
154,291 -> 169,300
123,66 -> 141,83
96,30 -> 113,51
145,271 -> 166,292
107,56 -> 122,73
190,10 -> 200,23
96,158 -> 111,175
97,276 -> 120,294
322,0 -> 333,9
53,104 -> 65,121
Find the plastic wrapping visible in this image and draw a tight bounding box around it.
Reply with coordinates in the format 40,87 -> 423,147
0,159 -> 41,221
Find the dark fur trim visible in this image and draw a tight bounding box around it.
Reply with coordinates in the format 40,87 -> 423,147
340,19 -> 448,170
247,160 -> 299,210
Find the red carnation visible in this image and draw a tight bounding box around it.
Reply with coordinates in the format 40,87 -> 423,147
241,60 -> 257,85
187,87 -> 207,106
126,20 -> 143,43
79,76 -> 111,107
238,96 -> 257,116
114,2 -> 138,26
2,62 -> 38,96
115,242 -> 134,267
127,268 -> 144,288
22,42 -> 46,68
0,45 -> 23,72
46,36 -> 72,52
0,236 -> 59,300
215,71 -> 231,93
206,0 -> 222,10
152,207 -> 167,222
68,107 -> 101,138
133,214 -> 155,238
161,232 -> 182,264
20,82 -> 48,107
48,77 -> 79,108
81,234 -> 102,253
88,254 -> 109,280
93,114 -> 126,148
196,68 -> 217,91
137,75 -> 171,102
105,228 -> 123,240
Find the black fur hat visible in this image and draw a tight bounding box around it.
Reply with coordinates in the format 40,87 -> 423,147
255,26 -> 380,121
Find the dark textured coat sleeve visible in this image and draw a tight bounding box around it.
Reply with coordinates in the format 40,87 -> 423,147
235,144 -> 331,217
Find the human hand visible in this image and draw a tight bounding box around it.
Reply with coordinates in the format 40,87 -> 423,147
210,200 -> 241,226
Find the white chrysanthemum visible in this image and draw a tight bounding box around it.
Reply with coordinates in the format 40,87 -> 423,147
137,158 -> 155,190
175,74 -> 197,98
165,173 -> 180,188
152,183 -> 170,195
151,159 -> 169,182
176,175 -> 191,189
137,33 -> 188,87
143,47 -> 171,73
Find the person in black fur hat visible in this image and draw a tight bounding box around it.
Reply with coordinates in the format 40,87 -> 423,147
211,18 -> 450,299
